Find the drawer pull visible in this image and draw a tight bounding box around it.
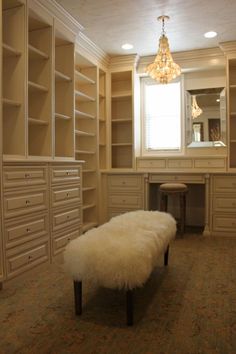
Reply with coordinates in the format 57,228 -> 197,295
67,215 -> 70,219
26,228 -> 31,233
25,173 -> 31,178
25,200 -> 30,205
66,193 -> 70,197
28,255 -> 33,260
67,237 -> 71,242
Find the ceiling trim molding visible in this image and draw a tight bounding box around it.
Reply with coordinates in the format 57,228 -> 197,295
138,47 -> 225,74
219,41 -> 236,54
109,55 -> 140,70
76,32 -> 110,68
37,0 -> 84,35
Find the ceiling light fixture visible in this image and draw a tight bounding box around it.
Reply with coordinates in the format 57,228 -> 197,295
121,43 -> 133,50
192,95 -> 202,119
204,31 -> 217,38
146,15 -> 181,84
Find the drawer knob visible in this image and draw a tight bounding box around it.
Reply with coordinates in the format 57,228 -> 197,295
66,193 -> 70,197
67,238 -> 71,242
25,200 -> 30,205
25,173 -> 30,178
28,255 -> 32,260
26,228 -> 31,233
67,215 -> 70,219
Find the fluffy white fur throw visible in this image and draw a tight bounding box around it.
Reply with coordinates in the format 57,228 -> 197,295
64,210 -> 176,290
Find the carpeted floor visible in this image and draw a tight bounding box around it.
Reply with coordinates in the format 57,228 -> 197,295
0,234 -> 236,354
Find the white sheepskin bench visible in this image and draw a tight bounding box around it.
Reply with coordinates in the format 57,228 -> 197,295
64,210 -> 176,325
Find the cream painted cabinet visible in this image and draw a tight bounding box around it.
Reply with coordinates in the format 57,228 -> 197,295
2,163 -> 50,279
106,174 -> 145,220
54,20 -> 75,159
228,58 -> 236,169
50,163 -> 82,255
110,70 -> 134,169
2,0 -> 26,159
211,175 -> 236,236
74,51 -> 98,232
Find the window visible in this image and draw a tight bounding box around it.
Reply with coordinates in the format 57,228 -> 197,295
141,77 -> 182,154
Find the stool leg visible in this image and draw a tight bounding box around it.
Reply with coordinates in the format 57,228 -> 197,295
164,245 -> 169,266
180,193 -> 186,235
126,289 -> 134,326
160,194 -> 168,212
74,280 -> 82,315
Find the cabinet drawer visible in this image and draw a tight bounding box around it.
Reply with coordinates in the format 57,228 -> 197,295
6,239 -> 49,279
212,215 -> 236,232
4,213 -> 49,248
137,158 -> 166,169
51,166 -> 81,184
3,165 -> 47,189
213,196 -> 236,212
53,228 -> 80,255
213,176 -> 236,193
52,185 -> 81,208
4,189 -> 48,219
52,207 -> 81,232
168,159 -> 192,169
194,158 -> 225,169
149,174 -> 205,184
108,175 -> 143,191
108,194 -> 143,208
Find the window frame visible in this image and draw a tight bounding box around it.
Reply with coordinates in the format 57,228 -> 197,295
140,75 -> 185,157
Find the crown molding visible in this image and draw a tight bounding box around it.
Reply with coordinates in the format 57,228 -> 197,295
37,0 -> 83,35
109,54 -> 140,70
138,47 -> 225,74
76,32 -> 110,69
219,41 -> 236,55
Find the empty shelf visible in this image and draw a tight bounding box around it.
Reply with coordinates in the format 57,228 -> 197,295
28,117 -> 49,126
55,113 -> 71,120
2,98 -> 21,107
28,44 -> 49,60
3,43 -> 21,57
55,70 -> 72,82
28,81 -> 48,93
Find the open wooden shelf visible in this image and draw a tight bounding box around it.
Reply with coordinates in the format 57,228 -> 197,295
75,130 -> 95,137
55,113 -> 71,120
75,109 -> 95,119
28,44 -> 48,60
75,69 -> 95,85
28,81 -> 48,93
3,42 -> 21,57
28,118 -> 49,126
2,98 -> 21,107
75,90 -> 95,102
55,70 -> 72,82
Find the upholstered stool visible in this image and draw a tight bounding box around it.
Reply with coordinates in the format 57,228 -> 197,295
159,183 -> 188,235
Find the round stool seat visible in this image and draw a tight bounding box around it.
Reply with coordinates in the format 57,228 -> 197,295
159,183 -> 188,193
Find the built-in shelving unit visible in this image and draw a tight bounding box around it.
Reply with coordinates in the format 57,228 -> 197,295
2,0 -> 26,158
74,52 -> 98,232
99,69 -> 107,169
54,23 -> 74,159
27,7 -> 52,158
228,59 -> 236,168
111,70 -> 133,169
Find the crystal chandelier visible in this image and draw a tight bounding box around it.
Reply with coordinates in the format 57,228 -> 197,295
146,15 -> 181,84
191,95 -> 202,119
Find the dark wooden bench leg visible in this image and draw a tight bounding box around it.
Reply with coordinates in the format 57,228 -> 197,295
74,280 -> 82,315
164,245 -> 169,266
126,289 -> 134,326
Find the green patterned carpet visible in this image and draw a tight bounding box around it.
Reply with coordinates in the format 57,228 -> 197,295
0,235 -> 236,354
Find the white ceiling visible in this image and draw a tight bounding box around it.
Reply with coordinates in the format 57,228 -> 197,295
55,0 -> 236,57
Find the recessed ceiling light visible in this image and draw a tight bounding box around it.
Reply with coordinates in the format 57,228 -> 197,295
204,31 -> 217,38
121,43 -> 133,50
216,98 -> 220,102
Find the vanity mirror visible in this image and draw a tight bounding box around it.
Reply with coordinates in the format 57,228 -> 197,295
186,87 -> 226,147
